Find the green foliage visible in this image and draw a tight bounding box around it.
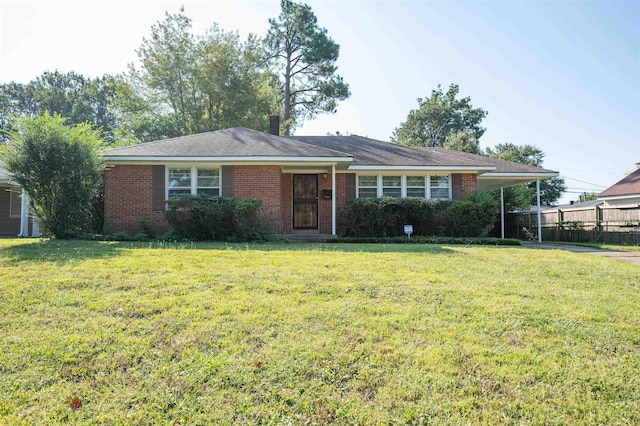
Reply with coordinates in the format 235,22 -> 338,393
165,195 -> 237,240
443,130 -> 482,154
165,195 -> 273,241
265,0 -> 350,135
434,193 -> 500,237
485,142 -> 545,167
578,192 -> 598,203
392,84 -> 488,147
485,143 -> 567,205
0,71 -> 122,144
0,112 -> 105,238
330,236 -> 521,245
337,195 -> 498,238
123,8 -> 278,142
558,221 -> 585,231
534,176 -> 567,205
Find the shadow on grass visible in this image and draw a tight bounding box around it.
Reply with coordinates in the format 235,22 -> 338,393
166,240 -> 459,254
0,239 -> 131,263
0,238 -> 459,263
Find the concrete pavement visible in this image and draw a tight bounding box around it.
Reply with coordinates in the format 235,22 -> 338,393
522,242 -> 640,265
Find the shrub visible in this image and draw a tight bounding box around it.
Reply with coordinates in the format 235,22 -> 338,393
434,193 -> 499,237
165,195 -> 274,241
337,194 -> 498,238
0,112 -> 105,238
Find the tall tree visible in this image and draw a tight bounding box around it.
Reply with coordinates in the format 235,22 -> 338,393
392,84 -> 488,148
443,130 -> 482,154
486,143 -> 567,205
265,0 -> 350,135
0,71 -> 121,143
0,112 -> 104,238
124,8 -> 278,142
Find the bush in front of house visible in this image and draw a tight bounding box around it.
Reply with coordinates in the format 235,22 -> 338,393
165,195 -> 274,241
0,112 -> 105,239
337,194 -> 498,238
434,192 -> 499,237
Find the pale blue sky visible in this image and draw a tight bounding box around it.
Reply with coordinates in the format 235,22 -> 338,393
1,0 -> 638,203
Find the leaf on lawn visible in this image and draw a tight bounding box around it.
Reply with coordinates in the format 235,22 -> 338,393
69,397 -> 82,410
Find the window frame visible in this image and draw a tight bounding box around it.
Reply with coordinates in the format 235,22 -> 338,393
429,175 -> 451,200
166,166 -> 221,200
356,175 -> 378,198
356,174 -> 452,200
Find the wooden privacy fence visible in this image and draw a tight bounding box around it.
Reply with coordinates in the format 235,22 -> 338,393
507,204 -> 640,245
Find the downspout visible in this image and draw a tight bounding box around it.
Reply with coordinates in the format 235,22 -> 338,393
536,179 -> 542,243
18,188 -> 28,237
331,164 -> 336,236
500,186 -> 505,239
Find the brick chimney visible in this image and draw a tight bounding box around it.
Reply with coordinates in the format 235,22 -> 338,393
269,114 -> 280,136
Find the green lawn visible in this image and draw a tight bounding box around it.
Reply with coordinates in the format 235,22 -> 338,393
1,239 -> 638,425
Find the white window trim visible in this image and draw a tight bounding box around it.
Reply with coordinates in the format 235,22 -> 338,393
429,175 -> 452,200
166,166 -> 222,199
356,174 -> 452,200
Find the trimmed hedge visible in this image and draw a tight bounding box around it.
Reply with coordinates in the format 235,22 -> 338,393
165,195 -> 274,241
337,194 -> 499,238
327,236 -> 521,245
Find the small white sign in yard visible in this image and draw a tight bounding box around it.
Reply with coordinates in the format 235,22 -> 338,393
404,224 -> 413,238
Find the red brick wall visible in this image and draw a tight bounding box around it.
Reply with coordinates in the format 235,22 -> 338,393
232,165 -> 283,233
317,173 -> 347,234
461,173 -> 477,195
281,173 -> 292,233
104,165 -> 168,235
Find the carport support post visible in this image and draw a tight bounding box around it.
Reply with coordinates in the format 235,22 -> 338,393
331,164 -> 336,236
18,188 -> 29,237
536,179 -> 542,243
500,186 -> 505,239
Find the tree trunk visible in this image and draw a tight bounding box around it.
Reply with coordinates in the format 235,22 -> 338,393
283,49 -> 292,136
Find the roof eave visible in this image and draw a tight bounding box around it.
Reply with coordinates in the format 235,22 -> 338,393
347,165 -> 495,172
104,155 -> 353,164
480,172 -> 559,178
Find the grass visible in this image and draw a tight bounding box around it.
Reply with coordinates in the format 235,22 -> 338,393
556,241 -> 640,252
0,238 -> 638,425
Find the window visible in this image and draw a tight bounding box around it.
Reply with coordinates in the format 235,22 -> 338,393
356,174 -> 451,200
197,169 -> 220,196
430,175 -> 450,200
406,176 -> 427,198
168,167 -> 220,198
382,176 -> 401,198
9,190 -> 22,218
168,168 -> 192,198
357,176 -> 377,198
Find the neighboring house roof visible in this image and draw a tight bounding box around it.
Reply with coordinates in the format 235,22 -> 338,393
0,167 -> 16,185
598,167 -> 640,198
104,127 -> 558,189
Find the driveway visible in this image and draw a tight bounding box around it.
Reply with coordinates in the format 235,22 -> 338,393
522,242 -> 640,265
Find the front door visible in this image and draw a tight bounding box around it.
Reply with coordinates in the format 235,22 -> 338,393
293,174 -> 318,230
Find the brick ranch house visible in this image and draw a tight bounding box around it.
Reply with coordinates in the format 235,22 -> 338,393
103,122 -> 558,237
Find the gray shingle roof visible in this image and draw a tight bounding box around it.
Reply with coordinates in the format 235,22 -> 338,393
599,167 -> 640,197
106,127 -> 351,159
104,127 -> 556,176
290,135 -> 556,173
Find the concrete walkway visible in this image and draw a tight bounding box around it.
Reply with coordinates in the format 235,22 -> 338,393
522,242 -> 640,265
